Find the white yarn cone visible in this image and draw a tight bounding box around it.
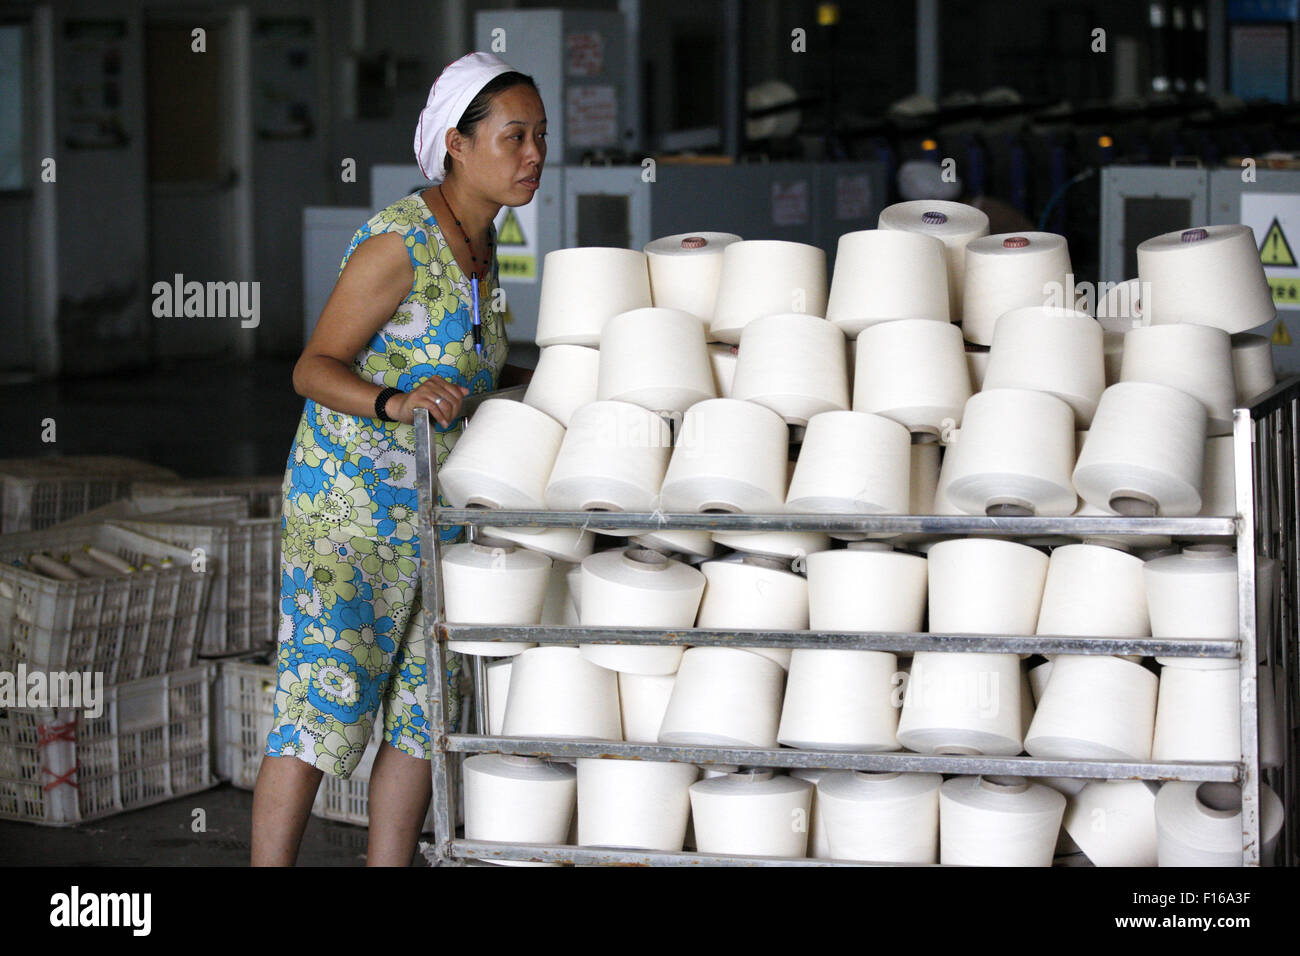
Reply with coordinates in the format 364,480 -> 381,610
1036,544 -> 1149,638
910,442 -> 942,515
1145,545 -> 1237,664
1198,435 -> 1236,519
545,401 -> 672,522
927,537 -> 1049,635
732,313 -> 849,425
1028,659 -> 1053,706
853,319 -> 972,437
618,672 -> 676,743
1095,277 -> 1145,334
1155,781 -> 1284,866
661,399 -> 789,513
539,560 -> 577,626
707,343 -> 739,398
1231,333 -> 1276,405
962,232 -> 1073,346
463,754 -> 576,862
790,768 -> 831,858
939,775 -> 1066,866
689,770 -> 813,858
944,388 -> 1077,516
576,758 -> 699,851
1024,655 -> 1158,760
805,547 -> 928,631
983,306 -> 1105,426
710,240 -> 828,344
524,345 -> 600,427
438,399 -> 565,509
697,555 -> 807,669
1064,780 -> 1159,867
1152,662 -> 1239,761
897,651 -> 1025,755
480,523 -> 595,564
786,411 -> 910,516
826,229 -> 950,335
644,231 -> 742,324
501,647 -> 623,740
1121,323 -> 1236,436
536,247 -> 652,346
1102,332 -> 1125,387
578,548 -> 705,675
711,529 -> 832,560
1073,382 -> 1207,516
819,770 -> 943,863
777,649 -> 901,750
877,200 -> 989,320
442,541 -> 551,656
966,348 -> 991,391
631,529 -> 717,559
658,647 -> 786,748
1137,224 -> 1276,334
597,307 -> 717,414
485,658 -> 512,735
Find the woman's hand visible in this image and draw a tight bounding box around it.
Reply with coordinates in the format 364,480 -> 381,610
389,377 -> 471,427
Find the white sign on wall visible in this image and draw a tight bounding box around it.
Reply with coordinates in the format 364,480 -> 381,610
1241,191 -> 1300,314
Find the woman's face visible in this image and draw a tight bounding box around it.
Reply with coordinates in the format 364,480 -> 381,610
455,85 -> 547,206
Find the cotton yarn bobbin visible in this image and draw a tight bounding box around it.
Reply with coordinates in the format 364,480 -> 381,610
484,658 -> 511,735
1136,224 -> 1276,334
928,537 -> 1049,635
731,314 -> 849,425
1073,382 -> 1207,516
539,561 -> 577,625
939,776 -> 1066,867
805,546 -> 928,631
852,319 -> 972,437
1155,781 -> 1285,867
576,758 -> 699,851
825,229 -> 950,336
688,770 -> 813,858
1036,544 -> 1150,638
1144,545 -> 1237,663
1152,663 -> 1239,761
597,307 -> 717,414
710,240 -> 828,344
1197,435 -> 1236,521
896,651 -> 1025,755
437,399 -> 565,509
1120,323 -> 1236,436
463,754 -> 576,864
1019,664 -> 1035,739
696,555 -> 808,670
910,443 -> 942,515
786,411 -> 911,517
480,523 -> 595,564
643,231 -> 742,324
788,770 -> 831,858
660,398 -> 789,513
441,541 -> 551,656
966,348 -> 991,391
943,388 -> 1077,517
777,649 -> 901,750
544,401 -> 673,526
535,247 -> 652,346
1024,655 -> 1158,760
982,306 -> 1105,427
1231,333 -> 1276,405
618,672 -> 675,742
877,200 -> 990,321
578,548 -> 704,675
501,646 -> 623,741
524,345 -> 600,427
711,530 -> 831,560
961,232 -> 1073,346
1028,659 -> 1052,706
658,647 -> 786,748
707,343 -> 739,398
1063,780 -> 1159,867
631,529 -> 717,560
818,771 -> 943,863
1095,277 -> 1145,334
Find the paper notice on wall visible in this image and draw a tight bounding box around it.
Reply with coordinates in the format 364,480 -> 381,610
565,31 -> 605,77
772,180 -> 811,227
566,85 -> 618,148
1242,192 -> 1300,311
835,174 -> 874,220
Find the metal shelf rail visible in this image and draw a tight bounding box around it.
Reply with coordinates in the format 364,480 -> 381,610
415,377 -> 1300,867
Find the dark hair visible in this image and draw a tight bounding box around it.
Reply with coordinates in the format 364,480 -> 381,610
443,71 -> 539,176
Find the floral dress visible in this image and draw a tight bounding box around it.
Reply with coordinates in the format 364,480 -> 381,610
267,190 -> 508,777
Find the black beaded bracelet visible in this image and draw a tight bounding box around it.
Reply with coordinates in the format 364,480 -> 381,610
375,386 -> 403,422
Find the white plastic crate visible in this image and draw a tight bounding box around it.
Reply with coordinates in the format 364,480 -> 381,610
131,475 -> 285,520
55,495 -> 250,528
312,735 -> 441,833
0,665 -> 215,826
0,456 -> 180,533
215,658 -> 276,788
0,523 -> 210,684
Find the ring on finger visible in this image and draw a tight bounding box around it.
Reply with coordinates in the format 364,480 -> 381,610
434,397 -> 444,406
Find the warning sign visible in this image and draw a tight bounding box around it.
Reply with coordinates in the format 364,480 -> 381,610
1260,217 -> 1296,267
1273,319 -> 1292,346
493,193 -> 538,284
498,208 -> 526,246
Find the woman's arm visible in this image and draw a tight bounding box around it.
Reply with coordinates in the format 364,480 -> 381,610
293,232 -> 467,428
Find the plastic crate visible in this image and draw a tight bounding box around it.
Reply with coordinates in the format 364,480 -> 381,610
312,735 -> 441,833
0,665 -> 215,826
131,475 -> 285,520
55,495 -> 250,528
0,523 -> 210,684
0,456 -> 180,533
111,518 -> 278,658
215,658 -> 276,788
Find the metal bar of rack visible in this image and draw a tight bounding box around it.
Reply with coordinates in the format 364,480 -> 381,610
416,378 -> 1300,867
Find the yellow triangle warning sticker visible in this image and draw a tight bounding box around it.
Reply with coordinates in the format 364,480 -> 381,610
1272,320 -> 1291,346
498,208 -> 526,246
1260,217 -> 1297,267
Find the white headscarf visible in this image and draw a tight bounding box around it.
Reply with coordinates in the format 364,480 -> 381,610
414,51 -> 517,183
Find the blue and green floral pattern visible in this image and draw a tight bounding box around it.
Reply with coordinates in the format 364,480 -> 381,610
268,191 -> 507,777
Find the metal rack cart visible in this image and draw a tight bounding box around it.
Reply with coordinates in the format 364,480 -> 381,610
415,379 -> 1300,867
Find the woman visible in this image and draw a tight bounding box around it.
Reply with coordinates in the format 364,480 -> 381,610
251,51 -> 545,866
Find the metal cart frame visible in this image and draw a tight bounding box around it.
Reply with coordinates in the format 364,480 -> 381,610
415,378 -> 1300,867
